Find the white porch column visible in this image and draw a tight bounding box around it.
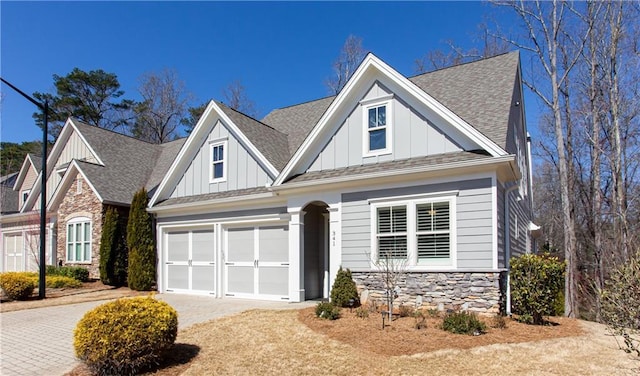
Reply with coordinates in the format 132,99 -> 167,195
328,205 -> 341,296
288,210 -> 305,302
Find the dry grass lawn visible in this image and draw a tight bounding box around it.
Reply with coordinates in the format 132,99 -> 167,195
84,308 -> 636,376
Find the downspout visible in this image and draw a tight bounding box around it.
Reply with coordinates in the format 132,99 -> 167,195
504,184 -> 520,316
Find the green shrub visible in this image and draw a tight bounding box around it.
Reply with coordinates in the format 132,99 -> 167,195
100,207 -> 128,286
315,301 -> 340,320
553,290 -> 565,316
442,311 -> 487,335
600,250 -> 640,357
330,267 -> 359,307
46,265 -> 89,282
355,306 -> 369,319
45,275 -> 82,288
74,296 -> 178,375
127,188 -> 156,291
510,253 -> 565,325
0,272 -> 36,300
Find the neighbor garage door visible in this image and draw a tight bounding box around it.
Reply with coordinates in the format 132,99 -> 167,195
225,225 -> 289,300
165,229 -> 215,294
3,233 -> 24,272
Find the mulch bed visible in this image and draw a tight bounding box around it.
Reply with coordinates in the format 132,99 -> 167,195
298,306 -> 584,356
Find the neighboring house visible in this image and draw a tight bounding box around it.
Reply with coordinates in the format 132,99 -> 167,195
148,52 -> 538,313
0,119 -> 184,277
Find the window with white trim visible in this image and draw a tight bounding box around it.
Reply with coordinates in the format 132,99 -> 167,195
210,141 -> 227,182
373,197 -> 454,267
363,101 -> 392,155
21,190 -> 30,205
66,218 -> 91,263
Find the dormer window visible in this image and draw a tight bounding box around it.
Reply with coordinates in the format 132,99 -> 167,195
209,141 -> 227,182
362,96 -> 393,156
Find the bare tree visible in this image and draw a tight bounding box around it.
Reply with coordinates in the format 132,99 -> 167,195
325,35 -> 367,95
132,69 -> 192,143
222,80 -> 257,117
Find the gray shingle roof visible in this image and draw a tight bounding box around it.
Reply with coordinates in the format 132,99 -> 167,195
285,151 -> 492,184
409,51 -> 519,150
216,102 -> 290,171
27,154 -> 43,172
155,186 -> 271,207
1,173 -> 19,214
71,120 -> 185,205
261,96 -> 335,158
261,52 -> 519,159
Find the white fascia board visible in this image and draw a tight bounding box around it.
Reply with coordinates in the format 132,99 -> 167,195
274,53 -> 508,186
148,192 -> 282,216
273,155 -> 515,194
46,160 -> 104,211
149,101 -> 218,207
212,101 -> 279,179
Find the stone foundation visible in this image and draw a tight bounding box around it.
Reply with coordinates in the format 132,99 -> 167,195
352,271 -> 506,315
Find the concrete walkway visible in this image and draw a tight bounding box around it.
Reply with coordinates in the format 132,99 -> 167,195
0,295 -> 313,376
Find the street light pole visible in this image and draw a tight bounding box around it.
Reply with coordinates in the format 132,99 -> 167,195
1,77 -> 49,299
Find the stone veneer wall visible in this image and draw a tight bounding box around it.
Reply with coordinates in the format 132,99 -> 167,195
352,271 -> 506,315
56,174 -> 103,278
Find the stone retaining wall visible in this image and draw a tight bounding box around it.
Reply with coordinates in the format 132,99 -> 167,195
352,271 -> 506,315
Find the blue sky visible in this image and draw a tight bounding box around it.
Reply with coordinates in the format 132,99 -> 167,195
1,1 -> 535,144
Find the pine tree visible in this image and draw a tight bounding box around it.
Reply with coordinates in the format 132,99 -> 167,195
127,188 -> 155,291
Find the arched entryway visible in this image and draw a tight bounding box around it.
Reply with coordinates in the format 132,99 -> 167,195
303,201 -> 330,300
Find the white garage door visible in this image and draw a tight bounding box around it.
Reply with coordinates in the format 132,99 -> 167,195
4,234 -> 24,272
165,229 -> 215,294
225,225 -> 289,300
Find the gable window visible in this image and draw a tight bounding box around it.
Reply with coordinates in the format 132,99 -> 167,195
372,196 -> 455,268
66,217 -> 91,263
362,98 -> 393,156
210,141 -> 227,182
21,190 -> 30,205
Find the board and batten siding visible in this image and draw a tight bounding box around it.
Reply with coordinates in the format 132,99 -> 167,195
170,120 -> 272,198
308,81 -> 463,172
34,131 -> 98,208
341,178 -> 495,271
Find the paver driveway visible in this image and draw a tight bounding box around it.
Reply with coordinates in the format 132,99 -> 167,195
0,294 -> 312,376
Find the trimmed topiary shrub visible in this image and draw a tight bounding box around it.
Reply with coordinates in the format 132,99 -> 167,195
127,188 -> 156,291
0,272 -> 36,300
510,253 -> 565,325
315,301 -> 340,320
45,275 -> 82,288
330,266 -> 359,307
100,207 -> 128,286
74,296 -> 178,375
442,311 -> 487,335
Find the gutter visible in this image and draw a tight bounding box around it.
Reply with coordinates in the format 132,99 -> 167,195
504,184 -> 520,316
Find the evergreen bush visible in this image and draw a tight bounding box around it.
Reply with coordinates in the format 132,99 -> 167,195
127,189 -> 156,291
442,311 -> 487,335
330,266 -> 359,307
315,301 -> 340,320
74,296 -> 178,375
510,253 -> 565,325
100,207 -> 128,286
46,265 -> 89,282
